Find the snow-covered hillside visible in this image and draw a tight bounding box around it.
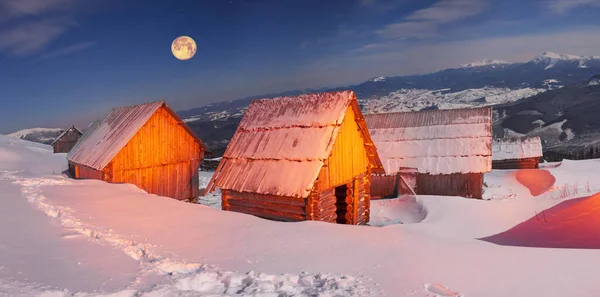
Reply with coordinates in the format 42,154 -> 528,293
4,135 -> 600,296
532,52 -> 600,69
460,59 -> 510,68
362,86 -> 545,114
6,127 -> 62,144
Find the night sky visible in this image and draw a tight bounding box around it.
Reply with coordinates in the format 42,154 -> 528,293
2,0 -> 600,133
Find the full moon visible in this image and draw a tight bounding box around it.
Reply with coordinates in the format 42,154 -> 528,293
171,36 -> 197,60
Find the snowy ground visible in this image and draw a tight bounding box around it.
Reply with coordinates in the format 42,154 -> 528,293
3,135 -> 600,296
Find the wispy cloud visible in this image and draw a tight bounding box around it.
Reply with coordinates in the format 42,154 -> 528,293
282,27 -> 600,91
0,0 -> 75,21
376,0 -> 488,39
37,40 -> 96,60
545,0 -> 600,13
357,0 -> 406,12
0,18 -> 75,55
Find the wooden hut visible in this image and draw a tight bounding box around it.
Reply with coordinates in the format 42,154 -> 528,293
67,100 -> 206,201
365,107 -> 492,199
204,91 -> 385,225
51,125 -> 83,153
492,137 -> 542,169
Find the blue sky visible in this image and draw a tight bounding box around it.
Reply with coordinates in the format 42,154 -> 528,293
2,0 -> 600,133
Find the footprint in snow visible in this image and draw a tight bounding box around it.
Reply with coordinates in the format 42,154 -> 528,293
424,283 -> 463,297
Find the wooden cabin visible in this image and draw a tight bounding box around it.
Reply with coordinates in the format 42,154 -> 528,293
492,137 -> 542,169
365,107 -> 492,199
67,101 -> 206,201
51,125 -> 83,153
204,91 -> 385,225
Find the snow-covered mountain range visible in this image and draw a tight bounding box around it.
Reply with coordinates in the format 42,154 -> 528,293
175,52 -> 600,156
7,52 -> 600,159
6,128 -> 63,144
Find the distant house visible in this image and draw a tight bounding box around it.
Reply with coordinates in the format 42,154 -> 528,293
365,107 -> 493,199
51,126 -> 83,153
492,137 -> 543,169
204,91 -> 385,225
67,101 -> 206,201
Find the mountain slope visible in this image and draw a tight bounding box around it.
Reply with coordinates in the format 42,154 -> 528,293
178,52 -> 600,157
6,128 -> 63,145
493,83 -> 600,159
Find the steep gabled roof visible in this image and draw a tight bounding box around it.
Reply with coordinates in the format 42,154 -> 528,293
68,100 -> 205,170
206,90 -> 383,198
492,137 -> 543,161
51,125 -> 83,145
365,107 -> 492,175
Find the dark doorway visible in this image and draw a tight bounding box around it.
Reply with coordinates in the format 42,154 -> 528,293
334,184 -> 348,224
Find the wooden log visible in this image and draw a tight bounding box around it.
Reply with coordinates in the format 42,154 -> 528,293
222,191 -> 230,211
344,212 -> 353,223
345,195 -> 353,205
315,206 -> 337,221
228,205 -> 305,222
346,204 -> 353,213
227,191 -> 306,206
227,197 -> 306,215
320,212 -> 337,223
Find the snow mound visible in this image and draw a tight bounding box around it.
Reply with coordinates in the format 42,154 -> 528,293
480,193 -> 600,249
514,169 -> 556,196
370,195 -> 427,227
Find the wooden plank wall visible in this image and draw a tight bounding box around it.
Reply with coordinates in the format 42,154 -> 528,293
492,157 -> 540,170
72,163 -> 103,180
320,105 -> 369,189
108,107 -> 203,201
417,173 -> 483,199
370,174 -> 397,199
54,141 -> 79,153
53,130 -> 82,153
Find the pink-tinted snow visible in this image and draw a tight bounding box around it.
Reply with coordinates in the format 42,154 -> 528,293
238,91 -> 353,130
481,193 -> 600,249
515,169 -> 556,196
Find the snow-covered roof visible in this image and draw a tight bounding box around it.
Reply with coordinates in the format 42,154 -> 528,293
68,101 -> 205,170
207,91 -> 384,198
365,107 -> 493,175
492,137 -> 543,161
51,126 -> 83,145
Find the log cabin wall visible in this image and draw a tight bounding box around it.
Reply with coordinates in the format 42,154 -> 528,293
107,106 -> 203,201
308,172 -> 370,225
416,173 -> 483,199
222,190 -> 307,222
492,157 -> 540,170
